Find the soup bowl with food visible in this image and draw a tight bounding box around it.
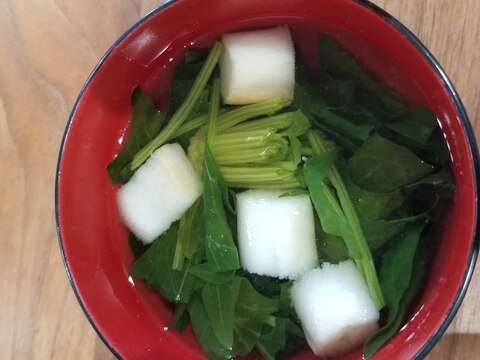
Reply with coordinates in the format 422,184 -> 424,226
55,0 -> 479,359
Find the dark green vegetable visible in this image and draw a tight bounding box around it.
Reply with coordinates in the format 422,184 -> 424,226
202,277 -> 241,348
304,131 -> 385,309
107,88 -> 166,183
130,225 -> 201,303
114,31 -> 454,360
177,198 -> 204,259
202,78 -> 240,272
232,278 -> 278,356
348,134 -> 435,192
188,263 -> 236,284
364,223 -> 426,358
256,318 -> 287,360
188,294 -> 233,360
386,107 -> 439,146
318,35 -> 406,118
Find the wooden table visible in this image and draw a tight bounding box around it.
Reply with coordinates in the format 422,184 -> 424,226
1,1 -> 478,359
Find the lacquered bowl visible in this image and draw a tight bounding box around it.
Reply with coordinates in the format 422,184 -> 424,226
55,0 -> 479,359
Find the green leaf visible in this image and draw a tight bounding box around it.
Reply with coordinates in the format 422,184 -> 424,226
203,146 -> 240,272
256,319 -> 286,360
316,225 -> 349,263
233,278 -> 278,356
343,170 -> 404,221
107,88 -> 166,183
348,134 -> 435,192
318,74 -> 356,107
304,153 -> 351,248
130,225 -> 200,303
318,35 -> 406,118
189,263 -> 235,284
167,302 -> 189,333
386,107 -> 438,145
305,131 -> 385,309
364,223 -> 426,358
177,198 -> 204,259
293,78 -> 373,149
361,216 -> 422,251
166,50 -> 209,118
188,294 -> 233,360
202,277 -> 242,348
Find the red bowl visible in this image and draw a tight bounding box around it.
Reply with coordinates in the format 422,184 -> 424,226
55,0 -> 479,359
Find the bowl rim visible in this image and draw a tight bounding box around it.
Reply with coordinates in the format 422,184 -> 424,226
55,0 -> 480,358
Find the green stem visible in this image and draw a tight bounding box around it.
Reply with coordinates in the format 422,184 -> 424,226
217,99 -> 291,132
173,114 -> 208,138
220,164 -> 301,189
206,78 -> 221,150
215,144 -> 287,165
307,131 -> 385,309
130,41 -> 223,171
223,111 -> 297,133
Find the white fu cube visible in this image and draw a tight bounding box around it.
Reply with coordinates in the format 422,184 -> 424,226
290,260 -> 380,357
117,143 -> 202,244
236,189 -> 318,279
220,26 -> 295,105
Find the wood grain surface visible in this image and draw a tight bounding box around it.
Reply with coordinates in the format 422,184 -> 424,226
0,1 -> 478,359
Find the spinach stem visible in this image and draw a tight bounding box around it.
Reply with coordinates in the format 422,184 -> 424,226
130,41 -> 223,171
206,78 -> 221,150
218,99 -> 291,132
220,164 -> 301,189
222,111 -> 296,133
175,258 -> 192,302
307,131 -> 385,309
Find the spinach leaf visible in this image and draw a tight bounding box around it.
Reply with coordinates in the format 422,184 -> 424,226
361,216 -> 423,251
130,224 -> 200,303
364,223 -> 426,358
167,302 -> 189,333
318,35 -> 405,117
339,162 -> 404,221
316,226 -> 349,263
256,319 -> 287,360
177,198 -> 204,259
304,153 -> 350,246
107,88 -> 166,183
348,134 -> 435,192
318,74 -> 356,107
347,183 -> 404,222
386,107 -> 438,145
202,77 -> 239,271
167,50 -> 208,117
233,278 -> 278,356
305,131 -> 385,309
188,263 -> 236,284
293,79 -> 373,149
188,294 -> 233,360
202,277 -> 242,349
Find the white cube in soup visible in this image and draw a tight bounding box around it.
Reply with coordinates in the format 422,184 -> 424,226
290,260 -> 380,358
117,143 -> 202,244
220,26 -> 295,105
236,189 -> 318,279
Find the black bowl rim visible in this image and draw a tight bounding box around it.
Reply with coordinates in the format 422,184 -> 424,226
54,0 -> 480,359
